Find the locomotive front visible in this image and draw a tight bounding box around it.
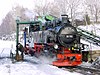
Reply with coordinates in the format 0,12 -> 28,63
57,24 -> 77,47
53,15 -> 79,48
52,15 -> 82,66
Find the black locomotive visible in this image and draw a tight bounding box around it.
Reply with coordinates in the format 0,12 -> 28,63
25,15 -> 84,66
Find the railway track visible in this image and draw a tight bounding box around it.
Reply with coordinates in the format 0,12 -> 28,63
62,66 -> 100,75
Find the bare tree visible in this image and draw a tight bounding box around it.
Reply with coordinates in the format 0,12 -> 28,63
54,0 -> 69,14
12,6 -> 29,21
54,0 -> 70,17
85,0 -> 100,23
0,12 -> 15,35
48,2 -> 60,17
54,0 -> 81,25
34,0 -> 51,16
0,6 -> 30,36
66,0 -> 81,25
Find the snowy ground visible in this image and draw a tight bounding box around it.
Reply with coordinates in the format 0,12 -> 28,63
0,40 -> 82,75
78,24 -> 100,37
81,39 -> 100,50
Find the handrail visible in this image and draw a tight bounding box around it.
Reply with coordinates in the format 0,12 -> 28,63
77,28 -> 100,39
77,28 -> 100,46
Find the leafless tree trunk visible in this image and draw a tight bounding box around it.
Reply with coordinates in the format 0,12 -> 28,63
66,0 -> 81,25
34,0 -> 51,16
54,0 -> 81,25
85,0 -> 100,23
34,0 -> 61,17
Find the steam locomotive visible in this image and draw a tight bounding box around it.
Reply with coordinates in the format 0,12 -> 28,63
24,15 -> 84,66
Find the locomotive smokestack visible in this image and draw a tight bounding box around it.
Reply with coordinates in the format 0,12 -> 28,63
61,14 -> 70,24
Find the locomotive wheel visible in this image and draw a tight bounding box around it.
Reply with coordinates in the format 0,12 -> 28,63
29,50 -> 34,56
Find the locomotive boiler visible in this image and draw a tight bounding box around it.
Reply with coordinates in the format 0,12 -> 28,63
24,15 -> 84,66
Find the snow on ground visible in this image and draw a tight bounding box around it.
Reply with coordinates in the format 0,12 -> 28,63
0,61 -> 82,75
78,24 -> 100,36
80,62 -> 92,68
81,39 -> 100,50
0,40 -> 82,75
0,40 -> 16,49
80,56 -> 100,70
0,40 -> 16,57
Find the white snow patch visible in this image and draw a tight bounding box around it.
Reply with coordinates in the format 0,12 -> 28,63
81,39 -> 100,50
80,62 -> 92,68
0,40 -> 82,75
78,24 -> 100,37
0,40 -> 16,49
0,62 -> 82,75
0,40 -> 16,57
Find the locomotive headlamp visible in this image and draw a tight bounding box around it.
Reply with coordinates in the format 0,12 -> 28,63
72,47 -> 74,50
66,35 -> 69,38
66,35 -> 73,38
74,44 -> 78,47
69,35 -> 73,38
54,44 -> 58,49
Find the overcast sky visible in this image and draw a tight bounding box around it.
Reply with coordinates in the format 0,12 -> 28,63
0,0 -> 34,24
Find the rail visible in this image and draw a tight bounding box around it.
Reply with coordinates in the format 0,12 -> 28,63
77,28 -> 100,46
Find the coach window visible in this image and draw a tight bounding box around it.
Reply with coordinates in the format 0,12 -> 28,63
35,25 -> 40,31
29,25 -> 40,32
